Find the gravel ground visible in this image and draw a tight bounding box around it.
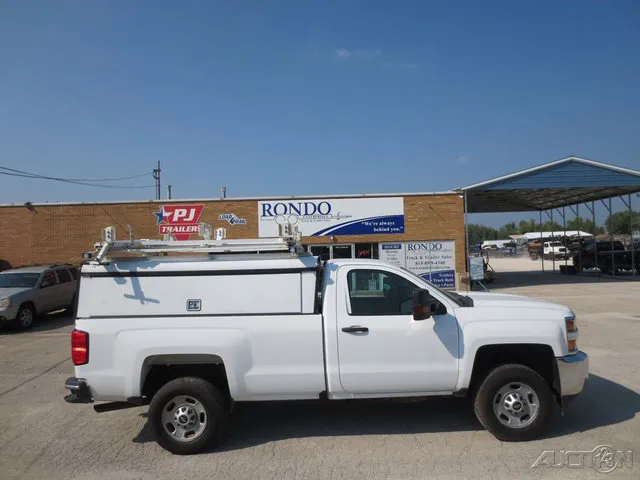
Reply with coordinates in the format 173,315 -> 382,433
1,272 -> 639,480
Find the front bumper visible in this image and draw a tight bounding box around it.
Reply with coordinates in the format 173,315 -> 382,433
556,351 -> 589,400
0,306 -> 19,322
63,377 -> 94,404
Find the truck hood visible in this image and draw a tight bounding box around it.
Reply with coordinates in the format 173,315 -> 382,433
0,287 -> 32,298
457,291 -> 570,314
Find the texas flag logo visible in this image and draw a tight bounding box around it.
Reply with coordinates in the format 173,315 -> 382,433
153,205 -> 204,240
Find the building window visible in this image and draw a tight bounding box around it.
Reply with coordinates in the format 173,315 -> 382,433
307,243 -> 380,260
355,243 -> 377,259
332,244 -> 353,258
308,245 -> 331,261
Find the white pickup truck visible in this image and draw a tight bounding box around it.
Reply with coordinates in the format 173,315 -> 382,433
64,226 -> 589,455
543,241 -> 570,260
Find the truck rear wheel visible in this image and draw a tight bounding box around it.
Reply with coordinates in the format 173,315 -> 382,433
148,377 -> 227,455
473,364 -> 553,442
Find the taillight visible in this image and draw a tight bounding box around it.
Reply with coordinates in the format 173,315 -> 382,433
71,329 -> 89,365
565,315 -> 578,354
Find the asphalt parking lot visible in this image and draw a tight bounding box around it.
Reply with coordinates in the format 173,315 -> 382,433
1,271 -> 639,480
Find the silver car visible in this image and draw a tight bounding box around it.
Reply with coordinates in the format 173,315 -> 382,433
0,264 -> 78,330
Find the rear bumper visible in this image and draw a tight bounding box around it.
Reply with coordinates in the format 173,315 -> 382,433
63,377 -> 94,404
556,351 -> 589,401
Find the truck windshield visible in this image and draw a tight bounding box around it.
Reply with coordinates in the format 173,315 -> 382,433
399,267 -> 472,307
0,273 -> 41,288
549,242 -> 563,247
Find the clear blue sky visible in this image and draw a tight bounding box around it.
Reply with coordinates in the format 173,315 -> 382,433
1,0 -> 639,227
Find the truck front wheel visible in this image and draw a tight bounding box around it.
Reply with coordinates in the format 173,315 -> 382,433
148,377 -> 227,455
473,364 -> 553,442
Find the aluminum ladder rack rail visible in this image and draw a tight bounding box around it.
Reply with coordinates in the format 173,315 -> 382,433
94,225 -> 304,264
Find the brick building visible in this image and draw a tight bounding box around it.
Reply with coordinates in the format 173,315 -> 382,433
0,191 -> 466,288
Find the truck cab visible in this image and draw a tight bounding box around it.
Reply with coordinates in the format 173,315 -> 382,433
64,224 -> 589,455
543,241 -> 569,260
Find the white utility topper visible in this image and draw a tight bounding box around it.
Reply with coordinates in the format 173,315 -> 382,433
64,224 -> 588,455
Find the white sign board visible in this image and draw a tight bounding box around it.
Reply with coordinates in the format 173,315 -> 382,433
379,243 -> 405,266
258,197 -> 405,238
469,256 -> 484,281
379,241 -> 456,289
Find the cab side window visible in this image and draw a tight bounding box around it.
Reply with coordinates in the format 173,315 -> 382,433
40,270 -> 58,288
56,268 -> 72,283
347,269 -> 417,316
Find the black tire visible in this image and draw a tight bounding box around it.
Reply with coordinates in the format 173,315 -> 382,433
473,364 -> 553,442
16,304 -> 36,331
148,377 -> 227,455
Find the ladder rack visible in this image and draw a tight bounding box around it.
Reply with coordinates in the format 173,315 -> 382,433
93,223 -> 304,264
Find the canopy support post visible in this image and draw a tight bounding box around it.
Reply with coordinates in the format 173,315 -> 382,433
544,209 -> 556,272
608,198 -> 614,277
593,201 -> 598,277
464,190 -> 470,292
577,204 -> 582,273
621,194 -> 635,278
562,205 -> 567,269
539,210 -> 544,273
569,204 -> 581,273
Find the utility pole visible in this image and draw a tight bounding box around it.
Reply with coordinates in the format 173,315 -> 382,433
221,186 -> 227,199
167,185 -> 172,200
153,161 -> 161,200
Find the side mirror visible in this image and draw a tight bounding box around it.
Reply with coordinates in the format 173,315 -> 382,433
412,288 -> 435,321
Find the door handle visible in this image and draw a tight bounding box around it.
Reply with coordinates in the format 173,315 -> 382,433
342,325 -> 369,333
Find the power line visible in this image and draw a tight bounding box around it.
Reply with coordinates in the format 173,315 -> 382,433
0,166 -> 152,182
0,169 -> 155,189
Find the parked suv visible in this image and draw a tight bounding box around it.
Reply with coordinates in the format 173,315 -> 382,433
0,264 -> 78,330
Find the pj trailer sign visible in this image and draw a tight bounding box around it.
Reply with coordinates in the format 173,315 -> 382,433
154,205 -> 205,240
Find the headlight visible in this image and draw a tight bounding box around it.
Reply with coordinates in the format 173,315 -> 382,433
565,315 -> 578,353
0,297 -> 11,308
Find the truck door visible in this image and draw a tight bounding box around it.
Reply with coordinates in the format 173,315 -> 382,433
37,270 -> 60,312
335,266 -> 459,394
53,267 -> 76,308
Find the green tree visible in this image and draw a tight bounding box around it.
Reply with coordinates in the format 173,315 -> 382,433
498,222 -> 518,239
467,224 -> 498,245
518,219 -> 537,234
604,210 -> 640,234
565,217 -> 605,234
538,220 -> 562,231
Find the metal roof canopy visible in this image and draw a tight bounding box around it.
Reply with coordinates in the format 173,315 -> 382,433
457,156 -> 640,213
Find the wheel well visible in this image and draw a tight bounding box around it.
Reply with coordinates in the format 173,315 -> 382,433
469,344 -> 559,400
19,301 -> 36,313
141,355 -> 231,410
